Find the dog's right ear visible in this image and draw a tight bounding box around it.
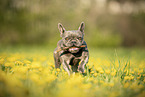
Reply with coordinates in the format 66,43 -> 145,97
58,23 -> 66,37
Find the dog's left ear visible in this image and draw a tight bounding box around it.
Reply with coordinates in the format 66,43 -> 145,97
78,22 -> 85,33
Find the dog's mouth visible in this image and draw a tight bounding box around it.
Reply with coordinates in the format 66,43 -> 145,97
68,45 -> 86,52
69,47 -> 79,50
69,47 -> 80,53
56,45 -> 86,53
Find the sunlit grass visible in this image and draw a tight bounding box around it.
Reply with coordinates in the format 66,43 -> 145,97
0,47 -> 145,97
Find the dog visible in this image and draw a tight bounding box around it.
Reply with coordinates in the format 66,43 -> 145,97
53,22 -> 89,75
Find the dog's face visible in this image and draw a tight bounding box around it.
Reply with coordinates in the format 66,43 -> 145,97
58,22 -> 85,48
62,30 -> 83,47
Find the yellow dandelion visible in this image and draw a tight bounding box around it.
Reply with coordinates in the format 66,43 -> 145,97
23,60 -> 31,64
4,62 -> 14,67
15,61 -> 24,65
51,64 -> 55,68
130,71 -> 135,74
56,68 -> 61,72
96,67 -> 102,72
130,76 -> 134,80
111,72 -> 116,76
137,76 -> 140,80
39,67 -> 43,71
99,70 -> 104,74
90,71 -> 95,74
124,76 -> 130,80
0,58 -> 5,64
94,73 -> 97,77
105,69 -> 111,75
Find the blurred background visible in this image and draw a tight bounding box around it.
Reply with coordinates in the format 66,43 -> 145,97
0,0 -> 145,48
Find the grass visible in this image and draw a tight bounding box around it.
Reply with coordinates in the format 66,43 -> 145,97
0,46 -> 145,97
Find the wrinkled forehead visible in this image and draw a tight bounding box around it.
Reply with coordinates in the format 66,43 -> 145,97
64,30 -> 83,37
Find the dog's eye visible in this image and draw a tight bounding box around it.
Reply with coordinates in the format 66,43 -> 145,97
65,37 -> 69,40
78,37 -> 82,40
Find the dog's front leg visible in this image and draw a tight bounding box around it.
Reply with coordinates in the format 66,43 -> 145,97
54,50 -> 61,68
78,51 -> 89,73
61,59 -> 72,75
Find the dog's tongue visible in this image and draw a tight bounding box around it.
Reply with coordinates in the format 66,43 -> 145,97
69,47 -> 79,53
70,47 -> 78,50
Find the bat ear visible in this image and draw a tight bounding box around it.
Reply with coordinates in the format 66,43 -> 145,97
58,23 -> 66,37
78,22 -> 85,33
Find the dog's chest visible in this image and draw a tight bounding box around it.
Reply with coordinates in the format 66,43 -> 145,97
60,49 -> 83,63
60,48 -> 83,58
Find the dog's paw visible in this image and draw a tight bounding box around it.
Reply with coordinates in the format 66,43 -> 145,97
78,66 -> 85,73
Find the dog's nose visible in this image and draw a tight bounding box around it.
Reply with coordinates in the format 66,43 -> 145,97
72,41 -> 76,44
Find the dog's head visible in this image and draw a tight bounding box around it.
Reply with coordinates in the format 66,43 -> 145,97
58,22 -> 85,49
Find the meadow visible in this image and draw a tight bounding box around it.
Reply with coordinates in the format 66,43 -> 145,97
0,46 -> 145,97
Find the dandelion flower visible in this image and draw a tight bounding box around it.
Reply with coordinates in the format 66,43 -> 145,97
105,69 -> 111,75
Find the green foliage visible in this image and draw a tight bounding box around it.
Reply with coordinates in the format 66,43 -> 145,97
0,0 -> 145,47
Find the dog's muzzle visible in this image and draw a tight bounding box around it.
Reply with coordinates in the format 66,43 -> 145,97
69,47 -> 80,53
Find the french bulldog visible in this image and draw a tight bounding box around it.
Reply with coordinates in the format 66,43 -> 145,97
53,22 -> 89,75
